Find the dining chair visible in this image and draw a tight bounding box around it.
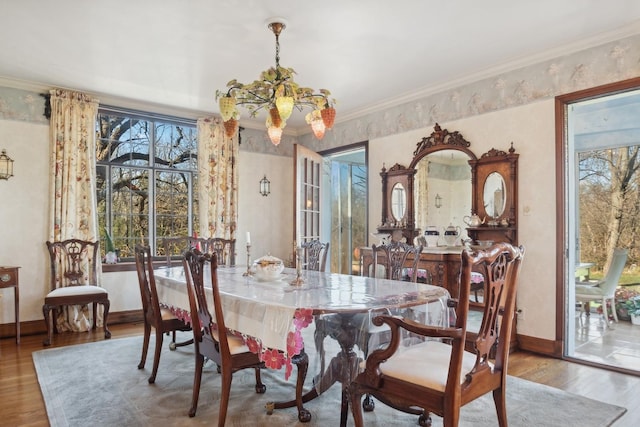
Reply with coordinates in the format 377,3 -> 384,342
371,241 -> 423,281
208,237 -> 236,267
350,242 -> 525,427
134,245 -> 192,383
301,240 -> 329,272
43,239 -> 111,346
183,249 -> 266,424
162,236 -> 210,267
357,240 -> 425,410
162,237 -> 188,268
576,248 -> 628,328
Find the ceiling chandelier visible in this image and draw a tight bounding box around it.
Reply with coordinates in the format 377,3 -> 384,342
216,20 -> 336,145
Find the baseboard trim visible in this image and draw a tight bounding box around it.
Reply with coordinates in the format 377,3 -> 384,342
517,333 -> 562,357
0,310 -> 143,340
3,312 -> 563,359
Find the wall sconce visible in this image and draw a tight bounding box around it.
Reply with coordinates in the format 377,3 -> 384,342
259,175 -> 271,197
435,193 -> 442,209
0,149 -> 14,180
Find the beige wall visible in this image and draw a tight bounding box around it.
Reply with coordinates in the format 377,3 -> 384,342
0,119 -> 50,324
369,100 -> 555,339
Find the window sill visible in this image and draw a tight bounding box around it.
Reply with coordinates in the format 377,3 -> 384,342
102,260 -> 170,273
102,262 -> 135,273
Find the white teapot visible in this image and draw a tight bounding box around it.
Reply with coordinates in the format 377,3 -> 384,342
442,224 -> 461,246
463,213 -> 485,227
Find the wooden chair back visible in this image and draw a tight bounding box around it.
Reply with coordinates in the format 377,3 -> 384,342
183,249 -> 228,364
47,239 -> 100,290
301,240 -> 329,272
371,241 -> 422,281
134,245 -> 162,328
209,238 -> 236,267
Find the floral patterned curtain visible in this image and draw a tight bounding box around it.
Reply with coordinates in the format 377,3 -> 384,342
47,88 -> 100,332
197,117 -> 238,240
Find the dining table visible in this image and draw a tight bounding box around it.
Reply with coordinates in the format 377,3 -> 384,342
154,264 -> 451,426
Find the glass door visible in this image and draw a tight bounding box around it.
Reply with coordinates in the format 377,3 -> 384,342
561,80 -> 640,373
326,149 -> 367,274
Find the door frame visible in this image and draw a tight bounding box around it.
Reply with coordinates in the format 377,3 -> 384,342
555,76 -> 640,363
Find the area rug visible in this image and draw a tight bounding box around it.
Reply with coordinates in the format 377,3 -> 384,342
33,334 -> 627,426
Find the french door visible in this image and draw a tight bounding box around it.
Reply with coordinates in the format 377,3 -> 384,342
294,143 -> 368,274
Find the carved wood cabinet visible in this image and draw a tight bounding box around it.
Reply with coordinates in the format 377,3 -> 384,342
373,124 -> 520,351
378,164 -> 417,242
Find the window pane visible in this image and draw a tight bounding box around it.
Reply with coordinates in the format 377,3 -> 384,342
155,170 -> 191,239
154,122 -> 197,170
111,167 -> 149,258
97,108 -> 197,259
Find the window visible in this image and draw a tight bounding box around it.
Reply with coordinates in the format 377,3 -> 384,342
96,107 -> 198,260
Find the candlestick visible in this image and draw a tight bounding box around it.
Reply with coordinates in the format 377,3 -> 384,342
242,243 -> 252,276
290,245 -> 305,285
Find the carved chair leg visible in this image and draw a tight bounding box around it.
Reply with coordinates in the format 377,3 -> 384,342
138,322 -> 151,369
148,328 -> 164,384
42,304 -> 53,346
189,352 -> 205,417
493,387 -> 507,427
218,368 -> 233,427
102,301 -> 111,339
350,385 -> 365,427
92,302 -> 98,330
254,368 -> 266,393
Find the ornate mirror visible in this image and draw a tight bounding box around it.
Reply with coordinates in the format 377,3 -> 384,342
379,164 -> 415,239
390,183 -> 406,221
483,171 -> 506,220
407,124 -> 477,242
468,144 -> 519,243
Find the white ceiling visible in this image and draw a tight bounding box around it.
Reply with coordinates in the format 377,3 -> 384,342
1,1 -> 640,132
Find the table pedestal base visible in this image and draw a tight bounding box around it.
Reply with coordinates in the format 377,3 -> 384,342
267,313 -> 363,427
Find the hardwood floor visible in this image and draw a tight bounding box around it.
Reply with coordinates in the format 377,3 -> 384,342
1,322 -> 639,426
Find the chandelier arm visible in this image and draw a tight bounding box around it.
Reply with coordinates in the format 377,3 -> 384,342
234,90 -> 276,106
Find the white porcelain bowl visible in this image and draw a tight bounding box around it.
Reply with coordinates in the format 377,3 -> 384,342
252,254 -> 285,281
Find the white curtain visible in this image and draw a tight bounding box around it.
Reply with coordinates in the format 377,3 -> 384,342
47,88 -> 101,332
197,117 -> 238,240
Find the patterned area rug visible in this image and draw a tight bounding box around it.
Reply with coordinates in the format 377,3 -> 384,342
33,334 -> 626,426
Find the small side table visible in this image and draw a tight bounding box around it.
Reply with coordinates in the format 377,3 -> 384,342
0,266 -> 20,344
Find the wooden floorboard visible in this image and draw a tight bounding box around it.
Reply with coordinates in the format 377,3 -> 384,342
1,322 -> 639,426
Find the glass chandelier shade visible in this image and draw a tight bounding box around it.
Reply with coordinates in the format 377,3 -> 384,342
216,21 -> 335,146
310,117 -> 326,140
267,126 -> 283,146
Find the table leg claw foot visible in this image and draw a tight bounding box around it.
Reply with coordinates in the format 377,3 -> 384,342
363,394 -> 375,411
298,408 -> 312,423
265,402 -> 274,415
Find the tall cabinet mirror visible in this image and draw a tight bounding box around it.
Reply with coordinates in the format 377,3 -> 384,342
378,124 -> 519,248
